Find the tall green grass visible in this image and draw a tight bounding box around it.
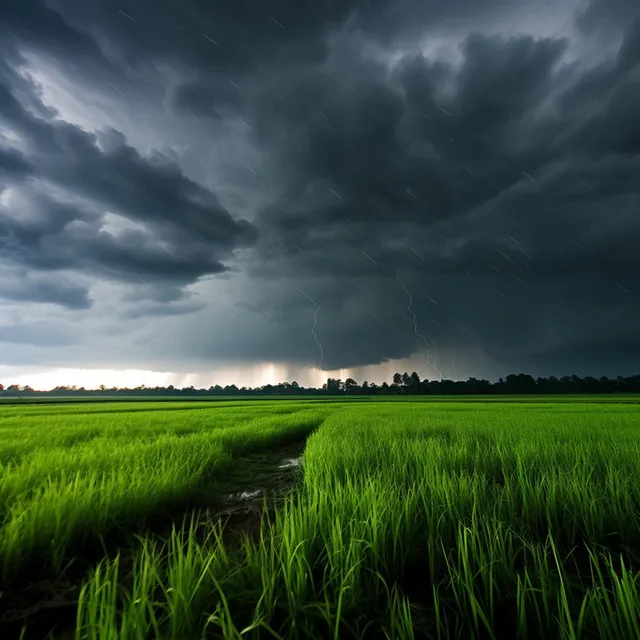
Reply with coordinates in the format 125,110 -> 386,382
75,401 -> 640,639
0,402 -> 332,585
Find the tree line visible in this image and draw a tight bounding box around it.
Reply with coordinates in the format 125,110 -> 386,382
1,372 -> 640,397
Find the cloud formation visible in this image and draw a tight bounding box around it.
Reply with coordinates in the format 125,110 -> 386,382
0,0 -> 638,380
0,41 -> 257,309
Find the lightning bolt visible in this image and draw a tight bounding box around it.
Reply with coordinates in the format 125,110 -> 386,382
297,288 -> 325,370
396,273 -> 442,381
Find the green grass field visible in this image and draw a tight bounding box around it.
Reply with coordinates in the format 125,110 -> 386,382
1,398 -> 639,639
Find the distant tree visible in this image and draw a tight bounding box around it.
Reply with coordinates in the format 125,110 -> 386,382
326,378 -> 340,393
599,376 -> 614,393
505,373 -> 536,394
4,367 -> 639,399
0,383 -> 4,392
571,375 -> 582,392
344,378 -> 358,393
560,376 -> 572,391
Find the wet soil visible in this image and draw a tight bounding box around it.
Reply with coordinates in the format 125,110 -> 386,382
0,440 -> 307,640
145,439 -> 306,540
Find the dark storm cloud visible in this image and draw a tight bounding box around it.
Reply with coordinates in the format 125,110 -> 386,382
3,0 -> 111,62
1,0 -> 639,376
211,18 -> 640,374
38,0 -> 550,73
577,0 -> 640,32
0,52 -> 256,309
241,26 -> 638,272
0,273 -> 91,309
0,322 -> 76,347
0,147 -> 32,183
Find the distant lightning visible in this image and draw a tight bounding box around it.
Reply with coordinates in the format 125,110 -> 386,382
297,288 -> 325,370
396,273 -> 442,380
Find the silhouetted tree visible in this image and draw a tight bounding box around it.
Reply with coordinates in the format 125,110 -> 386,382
2,369 -> 640,399
344,378 -> 358,393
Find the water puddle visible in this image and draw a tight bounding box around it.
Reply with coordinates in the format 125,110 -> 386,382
230,488 -> 264,500
278,456 -> 303,469
168,440 -> 306,539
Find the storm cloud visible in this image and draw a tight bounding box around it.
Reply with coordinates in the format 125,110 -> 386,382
0,0 -> 638,382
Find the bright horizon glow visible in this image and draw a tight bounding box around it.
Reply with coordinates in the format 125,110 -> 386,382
0,354 -> 456,391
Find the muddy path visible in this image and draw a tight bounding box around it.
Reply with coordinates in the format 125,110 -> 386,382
0,440 -> 308,640
141,438 -> 306,543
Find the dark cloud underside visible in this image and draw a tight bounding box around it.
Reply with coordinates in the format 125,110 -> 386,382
0,0 -> 638,378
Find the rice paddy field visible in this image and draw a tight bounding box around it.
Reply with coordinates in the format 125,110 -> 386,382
1,397 -> 639,639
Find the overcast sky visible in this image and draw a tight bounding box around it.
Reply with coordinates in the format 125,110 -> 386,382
0,0 -> 639,389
